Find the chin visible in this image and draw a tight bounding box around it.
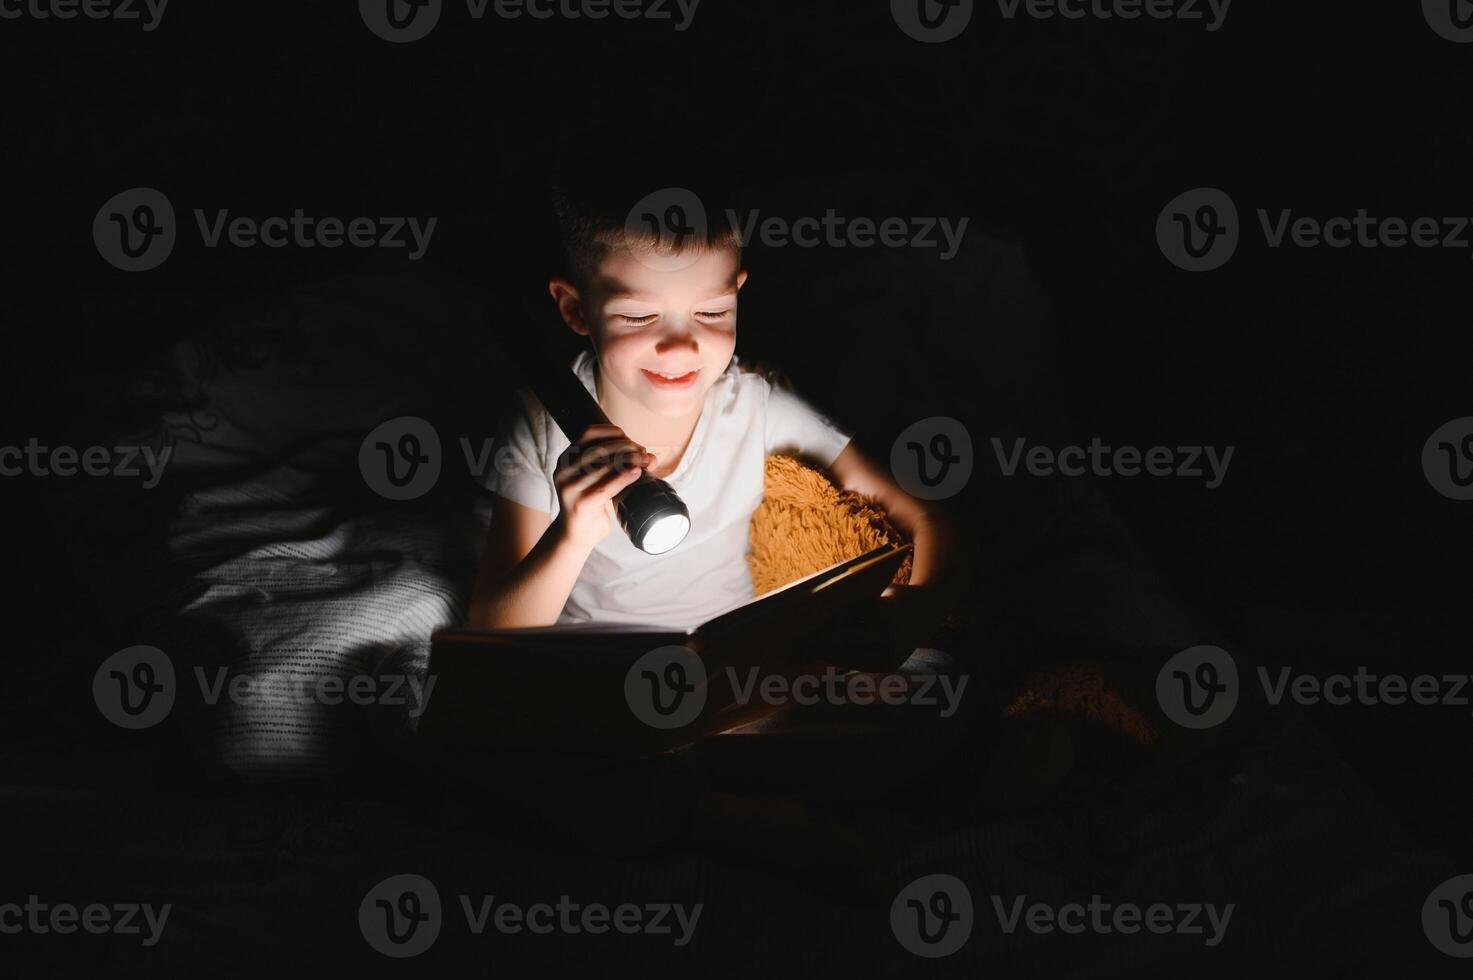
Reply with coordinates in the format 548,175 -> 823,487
644,390 -> 705,416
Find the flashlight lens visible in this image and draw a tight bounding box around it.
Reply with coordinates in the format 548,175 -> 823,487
640,513 -> 690,555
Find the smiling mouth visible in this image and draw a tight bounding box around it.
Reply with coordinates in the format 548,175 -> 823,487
642,368 -> 699,388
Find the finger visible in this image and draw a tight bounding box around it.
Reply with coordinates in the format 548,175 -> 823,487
559,458 -> 624,495
586,463 -> 644,501
555,448 -> 647,488
574,423 -> 624,444
560,439 -> 648,476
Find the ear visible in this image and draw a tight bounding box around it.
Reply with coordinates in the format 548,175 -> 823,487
548,278 -> 589,336
736,269 -> 749,291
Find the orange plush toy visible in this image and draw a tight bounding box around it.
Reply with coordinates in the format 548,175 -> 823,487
745,453 -> 913,596
746,452 -> 1160,752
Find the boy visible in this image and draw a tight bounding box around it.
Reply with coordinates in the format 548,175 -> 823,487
468,185 -> 955,642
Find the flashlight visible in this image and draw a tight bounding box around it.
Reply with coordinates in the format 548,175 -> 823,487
493,301 -> 692,555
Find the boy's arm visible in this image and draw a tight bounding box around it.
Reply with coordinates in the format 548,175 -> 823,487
828,441 -> 956,589
468,425 -> 654,629
828,441 -> 965,652
468,494 -> 586,629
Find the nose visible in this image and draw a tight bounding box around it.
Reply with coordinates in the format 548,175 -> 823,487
653,321 -> 699,356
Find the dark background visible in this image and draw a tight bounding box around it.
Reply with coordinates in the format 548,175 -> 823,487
3,0 -> 1470,938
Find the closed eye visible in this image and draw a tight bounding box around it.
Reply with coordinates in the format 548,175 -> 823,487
617,314 -> 658,326
696,309 -> 731,320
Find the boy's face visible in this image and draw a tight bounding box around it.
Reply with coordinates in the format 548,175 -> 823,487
554,245 -> 746,419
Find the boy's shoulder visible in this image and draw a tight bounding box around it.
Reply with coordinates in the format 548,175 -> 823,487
731,356 -> 794,395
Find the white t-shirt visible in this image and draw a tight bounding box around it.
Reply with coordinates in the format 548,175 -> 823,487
485,349 -> 853,629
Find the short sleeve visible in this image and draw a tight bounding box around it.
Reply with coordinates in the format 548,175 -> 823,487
763,380 -> 853,467
482,388 -> 556,513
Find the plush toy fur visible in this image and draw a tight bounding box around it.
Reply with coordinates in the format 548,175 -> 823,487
746,453 -> 912,595
746,453 -> 1160,749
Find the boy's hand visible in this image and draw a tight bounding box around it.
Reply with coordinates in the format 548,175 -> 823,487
551,423 -> 656,550
877,583 -> 947,650
812,585 -> 944,672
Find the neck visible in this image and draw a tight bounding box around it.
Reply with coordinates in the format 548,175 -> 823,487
595,373 -> 703,477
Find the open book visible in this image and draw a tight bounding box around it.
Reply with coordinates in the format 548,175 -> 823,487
421,543 -> 912,754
